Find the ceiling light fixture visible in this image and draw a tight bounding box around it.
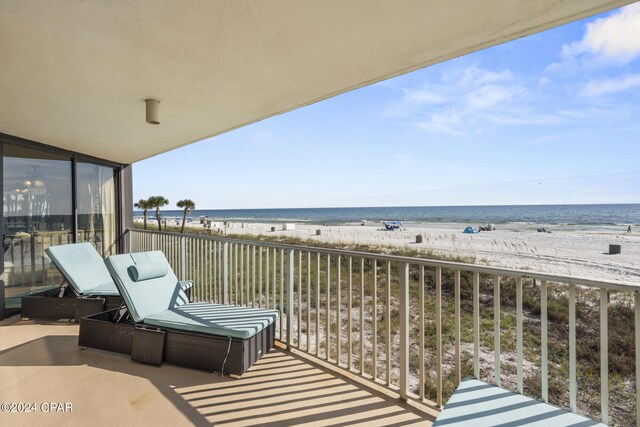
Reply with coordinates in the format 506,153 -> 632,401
145,99 -> 160,125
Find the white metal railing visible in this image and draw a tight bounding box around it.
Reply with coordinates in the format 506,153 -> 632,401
129,229 -> 639,425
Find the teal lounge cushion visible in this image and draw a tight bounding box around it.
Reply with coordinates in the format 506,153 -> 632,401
45,242 -> 118,296
434,377 -> 605,426
105,251 -> 185,323
128,261 -> 169,282
144,303 -> 279,339
84,282 -> 121,296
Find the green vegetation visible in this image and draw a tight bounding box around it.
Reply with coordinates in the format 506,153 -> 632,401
133,199 -> 152,230
176,199 -> 196,233
147,196 -> 169,231
135,196 -> 169,231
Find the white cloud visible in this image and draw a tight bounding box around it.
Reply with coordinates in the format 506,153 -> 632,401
405,90 -> 445,104
561,4 -> 640,65
582,73 -> 640,96
460,67 -> 512,86
407,66 -> 527,134
485,112 -> 565,126
386,66 -> 515,120
558,105 -> 633,122
465,84 -> 523,110
385,88 -> 445,117
386,58 -> 632,136
538,76 -> 550,87
417,112 -> 463,135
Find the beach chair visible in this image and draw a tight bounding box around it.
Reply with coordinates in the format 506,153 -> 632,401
80,250 -> 278,376
434,377 -> 604,426
20,242 -> 124,321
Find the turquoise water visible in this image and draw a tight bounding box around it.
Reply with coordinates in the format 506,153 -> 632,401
136,204 -> 640,227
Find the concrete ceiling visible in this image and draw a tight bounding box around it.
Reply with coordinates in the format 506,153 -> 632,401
0,0 -> 634,164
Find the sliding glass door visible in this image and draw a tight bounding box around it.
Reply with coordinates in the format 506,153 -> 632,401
2,144 -> 73,314
0,140 -> 120,318
76,163 -> 117,257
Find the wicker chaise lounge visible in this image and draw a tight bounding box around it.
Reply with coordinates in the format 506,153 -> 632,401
21,242 -> 123,321
81,250 -> 278,376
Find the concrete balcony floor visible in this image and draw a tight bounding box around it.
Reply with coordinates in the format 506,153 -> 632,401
0,317 -> 436,426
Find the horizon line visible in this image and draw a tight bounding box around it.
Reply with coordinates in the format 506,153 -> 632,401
133,202 -> 640,212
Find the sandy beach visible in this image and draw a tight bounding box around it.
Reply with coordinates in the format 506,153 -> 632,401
148,218 -> 640,285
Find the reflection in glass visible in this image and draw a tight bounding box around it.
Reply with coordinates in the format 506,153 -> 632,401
76,163 -> 117,257
2,144 -> 72,313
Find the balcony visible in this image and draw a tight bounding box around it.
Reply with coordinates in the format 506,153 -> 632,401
3,2 -> 638,425
1,229 -> 637,426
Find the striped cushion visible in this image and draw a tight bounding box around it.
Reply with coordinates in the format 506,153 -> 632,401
144,303 -> 279,339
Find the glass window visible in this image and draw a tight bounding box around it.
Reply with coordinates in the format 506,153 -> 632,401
2,143 -> 73,313
76,163 -> 117,257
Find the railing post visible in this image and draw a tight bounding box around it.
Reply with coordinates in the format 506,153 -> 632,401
151,233 -> 157,251
600,288 -> 608,424
399,262 -> 409,401
516,277 -> 523,394
473,272 -> 480,379
372,259 -> 378,381
436,267 -> 443,407
541,280 -> 548,403
569,283 -> 577,413
222,242 -> 229,305
494,275 -> 501,387
454,269 -> 461,385
325,254 -> 331,360
180,236 -> 186,281
635,291 -> 640,427
419,265 -> 425,401
286,248 -> 294,350
316,253 -> 320,357
386,261 -> 391,386
360,258 -> 365,376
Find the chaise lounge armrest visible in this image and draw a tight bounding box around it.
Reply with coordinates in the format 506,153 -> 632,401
178,280 -> 193,291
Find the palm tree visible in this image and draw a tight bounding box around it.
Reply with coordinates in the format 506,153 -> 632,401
147,196 -> 169,231
176,199 -> 196,233
134,198 -> 152,230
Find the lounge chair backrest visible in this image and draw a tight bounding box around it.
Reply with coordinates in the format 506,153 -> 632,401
105,250 -> 185,323
45,242 -> 117,295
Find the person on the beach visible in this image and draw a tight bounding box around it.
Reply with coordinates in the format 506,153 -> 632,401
629,225 -> 632,233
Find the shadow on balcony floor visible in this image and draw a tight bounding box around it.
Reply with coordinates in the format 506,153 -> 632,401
0,317 -> 435,426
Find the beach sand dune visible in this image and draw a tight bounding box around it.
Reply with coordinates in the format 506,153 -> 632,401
232,223 -> 639,284
146,219 -> 640,285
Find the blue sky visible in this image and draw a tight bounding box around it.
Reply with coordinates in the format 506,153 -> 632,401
134,4 -> 640,209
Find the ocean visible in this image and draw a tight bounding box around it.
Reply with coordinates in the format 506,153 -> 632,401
136,204 -> 640,230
